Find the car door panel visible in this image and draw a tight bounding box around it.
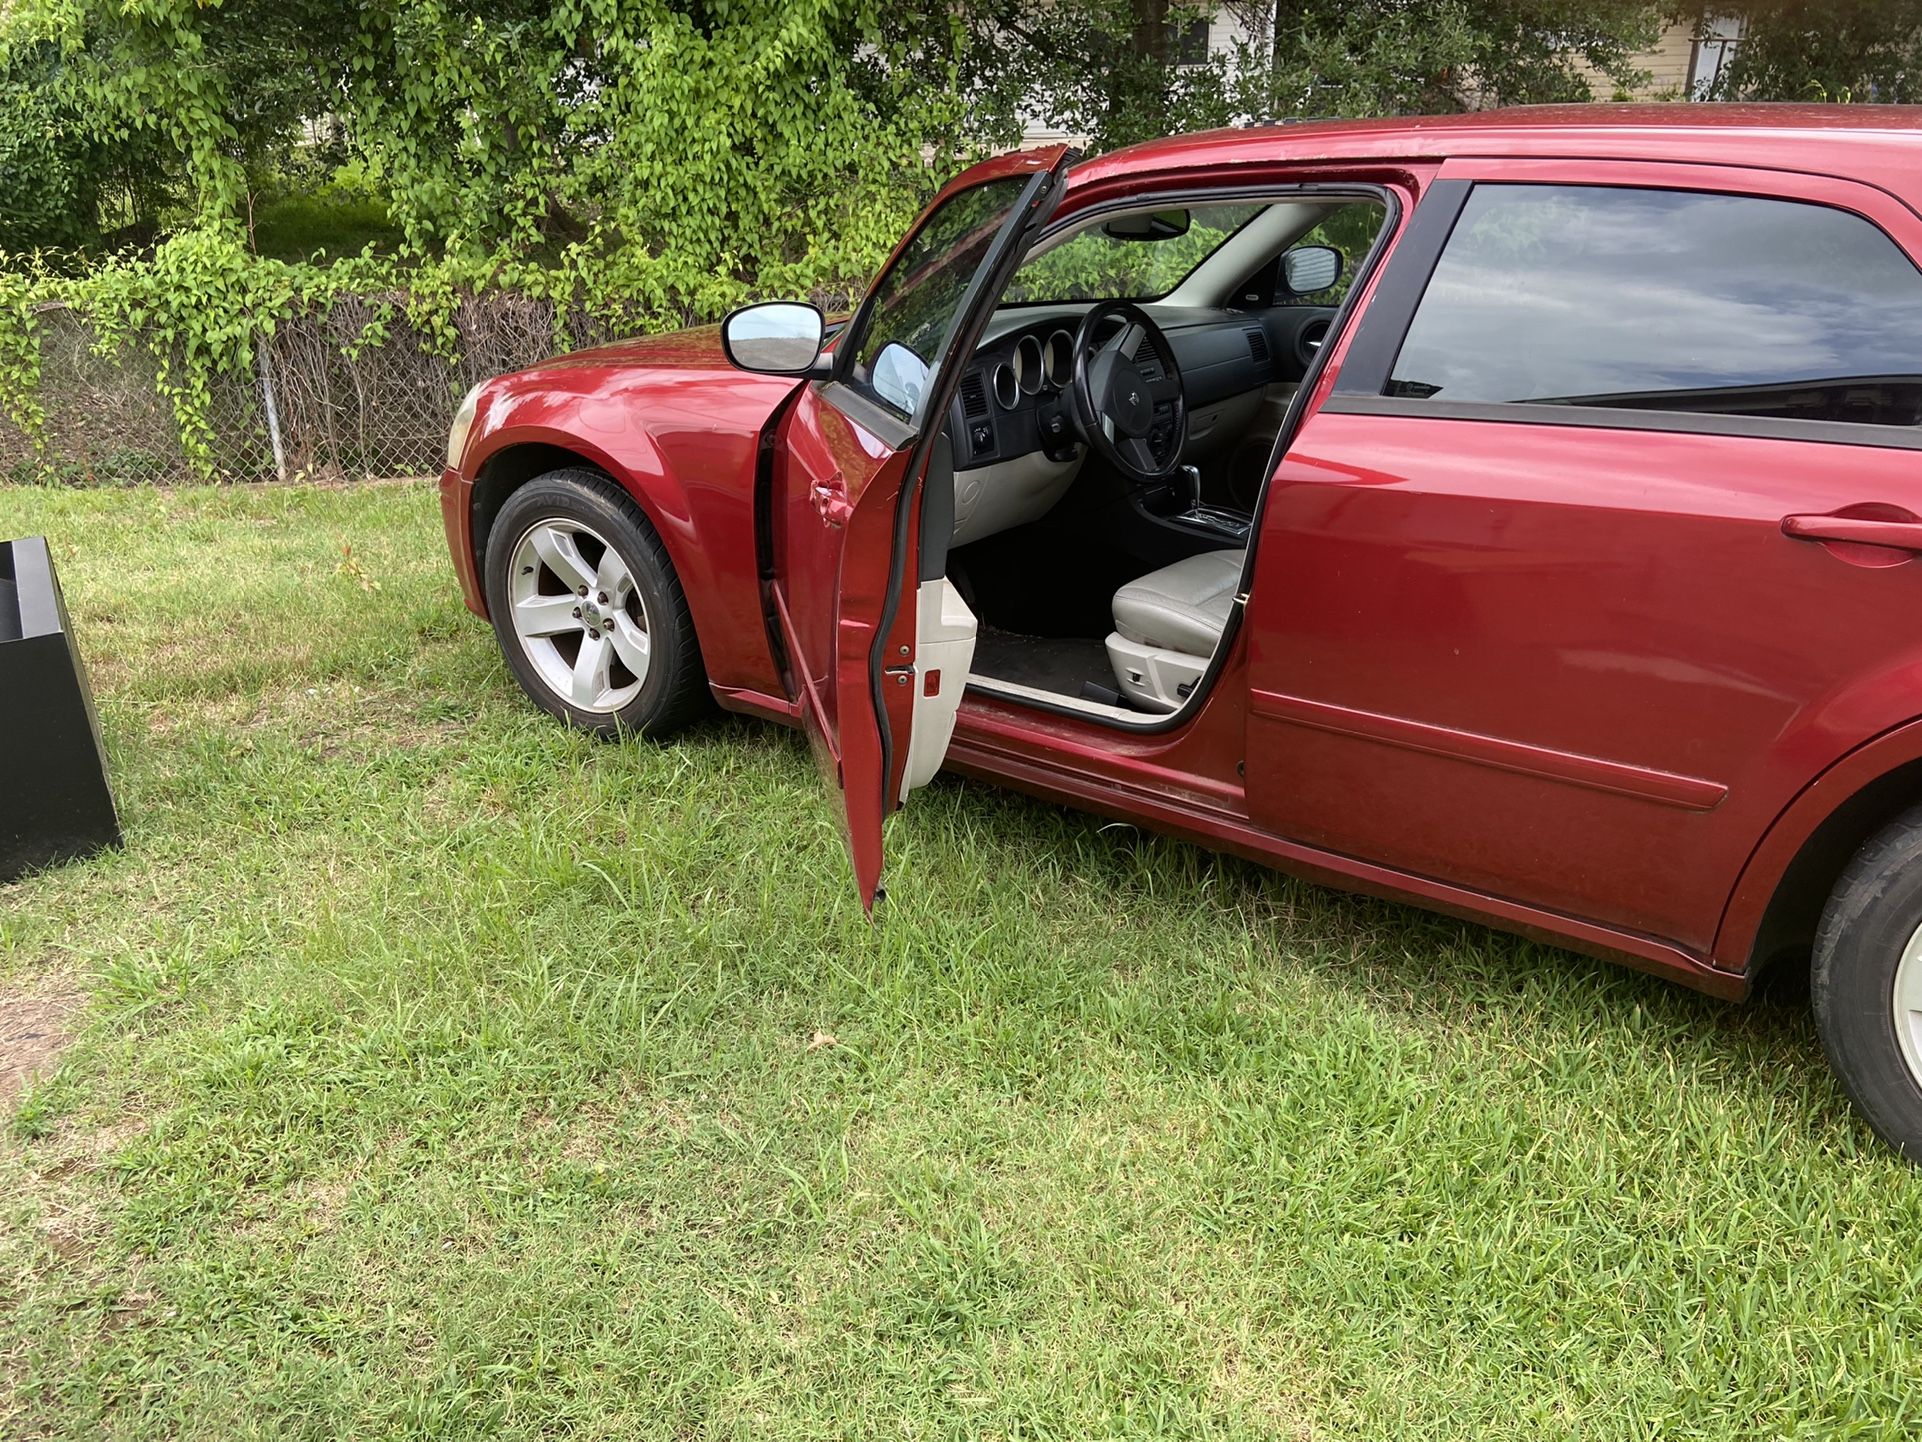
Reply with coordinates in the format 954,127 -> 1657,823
1247,411 -> 1922,950
765,148 -> 1068,906
770,381 -> 912,773
1243,159 -> 1922,955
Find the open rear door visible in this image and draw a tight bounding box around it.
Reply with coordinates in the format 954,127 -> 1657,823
765,147 -> 1070,908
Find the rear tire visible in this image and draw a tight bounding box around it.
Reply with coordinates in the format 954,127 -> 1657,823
1812,804 -> 1922,1158
482,468 -> 708,739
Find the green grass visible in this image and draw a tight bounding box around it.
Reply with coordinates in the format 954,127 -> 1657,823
249,192 -> 405,262
1,479 -> 1918,1439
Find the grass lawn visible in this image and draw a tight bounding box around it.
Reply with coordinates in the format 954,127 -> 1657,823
1,478 -> 1919,1439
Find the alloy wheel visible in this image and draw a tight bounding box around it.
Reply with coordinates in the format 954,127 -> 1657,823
505,518 -> 651,714
1894,919 -> 1922,1090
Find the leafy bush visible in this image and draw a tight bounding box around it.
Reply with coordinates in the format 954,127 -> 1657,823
0,2 -> 971,477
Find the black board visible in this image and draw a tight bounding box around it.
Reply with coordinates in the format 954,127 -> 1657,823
0,537 -> 120,881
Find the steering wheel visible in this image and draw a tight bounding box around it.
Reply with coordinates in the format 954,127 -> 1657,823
1068,300 -> 1188,485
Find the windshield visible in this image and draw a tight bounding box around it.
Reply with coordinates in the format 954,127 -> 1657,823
1002,202 -> 1263,305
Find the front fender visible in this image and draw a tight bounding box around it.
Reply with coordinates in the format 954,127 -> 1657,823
459,368 -> 802,697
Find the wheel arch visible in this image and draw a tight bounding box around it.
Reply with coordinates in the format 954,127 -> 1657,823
471,427 -> 675,562
472,442 -> 604,584
1719,720 -> 1922,985
459,422 -> 790,700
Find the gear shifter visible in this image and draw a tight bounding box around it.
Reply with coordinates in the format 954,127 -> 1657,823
1176,464 -> 1202,514
1167,464 -> 1251,543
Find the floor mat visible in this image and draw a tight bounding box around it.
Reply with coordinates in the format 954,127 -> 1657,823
970,628 -> 1117,698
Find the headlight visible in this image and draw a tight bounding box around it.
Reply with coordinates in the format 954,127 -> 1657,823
446,383 -> 483,470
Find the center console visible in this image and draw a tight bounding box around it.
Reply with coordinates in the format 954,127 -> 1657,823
1135,466 -> 1252,545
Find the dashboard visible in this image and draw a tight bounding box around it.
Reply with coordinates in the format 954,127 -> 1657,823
938,301 -> 1335,546
953,322 -> 1080,471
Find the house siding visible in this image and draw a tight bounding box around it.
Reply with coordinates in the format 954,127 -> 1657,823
1579,23 -> 1700,101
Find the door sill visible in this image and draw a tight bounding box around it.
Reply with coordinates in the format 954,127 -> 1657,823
940,731 -> 1746,1001
964,672 -> 1146,724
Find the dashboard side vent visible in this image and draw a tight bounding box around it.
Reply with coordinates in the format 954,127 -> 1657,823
1298,317 -> 1331,365
960,371 -> 989,418
1245,326 -> 1271,367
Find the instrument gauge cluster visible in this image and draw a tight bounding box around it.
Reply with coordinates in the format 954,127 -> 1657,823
991,329 -> 1078,410
992,361 -> 1020,411
1043,330 -> 1075,389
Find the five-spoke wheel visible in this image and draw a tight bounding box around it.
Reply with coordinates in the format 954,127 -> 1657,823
506,518 -> 653,713
483,468 -> 707,738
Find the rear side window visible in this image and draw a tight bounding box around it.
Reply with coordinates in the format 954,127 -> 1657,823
1388,185 -> 1922,429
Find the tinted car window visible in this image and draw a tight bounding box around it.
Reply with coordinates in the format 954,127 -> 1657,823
849,176 -> 1032,420
1389,185 -> 1922,427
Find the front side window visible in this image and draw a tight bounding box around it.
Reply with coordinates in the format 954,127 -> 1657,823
849,176 -> 1033,420
1389,185 -> 1922,428
1275,202 -> 1384,307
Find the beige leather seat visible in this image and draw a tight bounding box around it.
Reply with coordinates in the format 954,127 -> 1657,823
1105,549 -> 1244,712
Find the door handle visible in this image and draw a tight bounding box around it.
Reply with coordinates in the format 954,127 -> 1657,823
811,474 -> 852,527
1781,512 -> 1922,554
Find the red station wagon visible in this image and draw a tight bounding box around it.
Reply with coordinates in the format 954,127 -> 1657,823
441,106 -> 1922,1157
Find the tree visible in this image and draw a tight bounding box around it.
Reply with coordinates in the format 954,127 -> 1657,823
0,44 -> 98,252
2,0 -> 343,234
1686,2 -> 1922,102
2,0 -> 970,305
0,37 -> 180,254
922,0 -> 1220,152
926,0 -> 1667,154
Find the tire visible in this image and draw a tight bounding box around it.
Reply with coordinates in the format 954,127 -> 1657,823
1812,803 -> 1922,1158
482,468 -> 708,739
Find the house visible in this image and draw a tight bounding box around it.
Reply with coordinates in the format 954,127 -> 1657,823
1018,9 -> 1746,146
1580,13 -> 1745,101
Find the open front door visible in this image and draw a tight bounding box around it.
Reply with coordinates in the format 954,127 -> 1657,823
765,147 -> 1069,907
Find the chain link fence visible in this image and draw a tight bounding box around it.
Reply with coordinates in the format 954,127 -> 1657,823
0,294 -> 622,485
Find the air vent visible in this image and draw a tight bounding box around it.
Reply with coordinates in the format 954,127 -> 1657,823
1134,331 -> 1167,382
960,370 -> 989,418
1245,326 -> 1271,366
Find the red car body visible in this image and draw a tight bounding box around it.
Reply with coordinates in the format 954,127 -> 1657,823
442,106 -> 1922,1003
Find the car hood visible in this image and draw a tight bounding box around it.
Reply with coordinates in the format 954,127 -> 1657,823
518,323 -> 740,375
464,321 -> 813,487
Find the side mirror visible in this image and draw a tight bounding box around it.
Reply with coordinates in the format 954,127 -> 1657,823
869,341 -> 930,416
1281,245 -> 1343,296
721,301 -> 826,376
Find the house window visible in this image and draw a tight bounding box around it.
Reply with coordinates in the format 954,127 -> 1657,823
1167,17 -> 1210,66
1688,14 -> 1744,99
